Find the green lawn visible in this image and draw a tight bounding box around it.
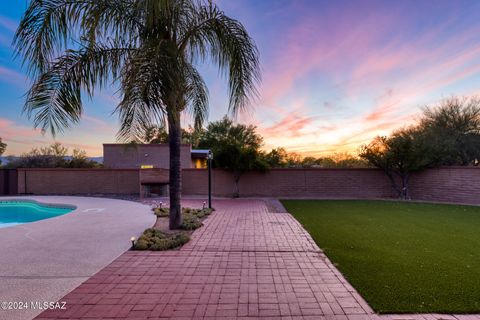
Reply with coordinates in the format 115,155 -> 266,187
282,200 -> 480,314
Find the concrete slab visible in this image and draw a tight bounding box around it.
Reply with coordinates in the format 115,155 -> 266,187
0,196 -> 155,320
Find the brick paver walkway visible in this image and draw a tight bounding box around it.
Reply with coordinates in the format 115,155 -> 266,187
35,199 -> 480,320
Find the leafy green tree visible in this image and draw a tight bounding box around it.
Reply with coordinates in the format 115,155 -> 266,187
359,127 -> 443,199
68,148 -> 102,168
314,157 -> 336,168
264,147 -> 289,168
142,126 -> 170,144
141,125 -> 204,147
198,117 -> 267,197
301,156 -> 317,168
0,138 -> 6,165
14,0 -> 260,229
420,96 -> 480,166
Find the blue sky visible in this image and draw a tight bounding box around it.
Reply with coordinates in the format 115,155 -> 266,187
2,0 -> 480,156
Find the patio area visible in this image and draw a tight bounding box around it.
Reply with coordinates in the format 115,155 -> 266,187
35,199 -> 373,319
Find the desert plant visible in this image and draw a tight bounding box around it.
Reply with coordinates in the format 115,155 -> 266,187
153,206 -> 214,218
134,228 -> 190,251
181,214 -> 203,230
153,207 -> 169,217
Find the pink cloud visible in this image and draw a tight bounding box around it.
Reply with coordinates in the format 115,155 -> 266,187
0,118 -> 41,140
0,15 -> 18,33
0,65 -> 28,87
260,113 -> 316,138
0,117 -> 107,156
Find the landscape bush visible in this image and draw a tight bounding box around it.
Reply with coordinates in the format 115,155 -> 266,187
181,214 -> 203,230
134,228 -> 190,251
152,206 -> 214,218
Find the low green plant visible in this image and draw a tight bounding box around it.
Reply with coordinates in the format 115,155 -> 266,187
153,206 -> 214,218
182,207 -> 214,218
153,207 -> 169,217
134,228 -> 190,251
181,214 -> 203,230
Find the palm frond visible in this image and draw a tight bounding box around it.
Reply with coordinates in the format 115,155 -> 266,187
179,1 -> 261,114
115,46 -> 170,141
183,61 -> 208,129
13,0 -> 140,76
15,0 -> 260,141
25,43 -> 133,135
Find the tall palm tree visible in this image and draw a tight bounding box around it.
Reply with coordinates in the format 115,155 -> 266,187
14,0 -> 260,229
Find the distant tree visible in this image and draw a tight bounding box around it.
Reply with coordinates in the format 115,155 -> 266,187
5,143 -> 100,168
264,147 -> 289,168
0,138 -> 6,165
285,152 -> 303,167
301,156 -> 317,168
198,117 -> 268,197
329,152 -> 371,168
314,157 -> 336,168
141,125 -> 204,148
67,148 -> 102,168
264,149 -> 369,169
420,96 -> 480,166
142,126 -> 169,144
359,127 -> 443,199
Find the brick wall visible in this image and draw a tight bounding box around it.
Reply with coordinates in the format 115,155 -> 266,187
182,168 -> 396,198
0,169 -> 17,195
103,144 -> 192,169
8,167 -> 480,205
409,167 -> 480,204
17,168 -> 139,194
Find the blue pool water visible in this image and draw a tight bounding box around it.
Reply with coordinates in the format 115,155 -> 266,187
0,201 -> 74,228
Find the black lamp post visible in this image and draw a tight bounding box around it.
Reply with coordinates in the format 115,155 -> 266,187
207,150 -> 213,209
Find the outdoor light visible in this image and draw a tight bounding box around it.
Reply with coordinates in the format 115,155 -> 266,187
130,236 -> 136,250
159,201 -> 163,208
207,150 -> 213,209
203,201 -> 206,209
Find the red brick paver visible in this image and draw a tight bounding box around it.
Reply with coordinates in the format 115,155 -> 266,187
35,199 -> 480,320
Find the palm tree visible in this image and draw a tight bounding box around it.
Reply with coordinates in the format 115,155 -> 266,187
14,0 -> 260,229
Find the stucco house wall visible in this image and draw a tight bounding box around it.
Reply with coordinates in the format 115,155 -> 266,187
103,144 -> 193,169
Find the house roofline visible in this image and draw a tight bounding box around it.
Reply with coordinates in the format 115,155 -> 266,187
103,143 -> 192,147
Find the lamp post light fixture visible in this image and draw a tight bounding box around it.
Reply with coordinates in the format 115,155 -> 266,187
207,150 -> 213,209
130,236 -> 136,250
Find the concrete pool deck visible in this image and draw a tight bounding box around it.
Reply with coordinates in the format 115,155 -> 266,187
0,196 -> 155,320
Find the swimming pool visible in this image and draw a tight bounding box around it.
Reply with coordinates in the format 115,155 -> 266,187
0,200 -> 75,228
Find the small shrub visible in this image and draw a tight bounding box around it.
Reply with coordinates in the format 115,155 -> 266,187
134,228 -> 190,251
181,214 -> 203,230
153,207 -> 169,217
182,207 -> 214,218
153,207 -> 215,218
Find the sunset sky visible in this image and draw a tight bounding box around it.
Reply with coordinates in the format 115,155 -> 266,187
1,0 -> 480,156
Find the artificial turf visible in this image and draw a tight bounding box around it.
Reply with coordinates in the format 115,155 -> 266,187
281,200 -> 480,314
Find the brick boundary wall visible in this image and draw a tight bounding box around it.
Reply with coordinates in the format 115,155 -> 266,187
16,168 -> 139,195
0,169 -> 17,195
409,167 -> 480,204
6,167 -> 480,205
182,168 -> 398,199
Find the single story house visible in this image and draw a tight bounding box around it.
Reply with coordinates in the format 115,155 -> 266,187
103,144 -> 209,169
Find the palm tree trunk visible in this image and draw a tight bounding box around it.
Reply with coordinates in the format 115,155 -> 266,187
168,109 -> 183,229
